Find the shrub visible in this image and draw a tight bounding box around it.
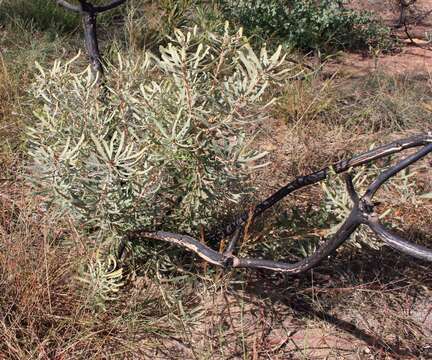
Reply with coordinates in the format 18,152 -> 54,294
220,0 -> 393,53
28,25 -> 298,247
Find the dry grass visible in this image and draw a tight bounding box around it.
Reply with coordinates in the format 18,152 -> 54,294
0,55 -> 20,152
0,176 -> 122,358
1,178 -> 431,359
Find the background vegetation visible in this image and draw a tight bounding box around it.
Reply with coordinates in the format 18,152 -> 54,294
220,0 -> 394,53
1,0 -> 431,358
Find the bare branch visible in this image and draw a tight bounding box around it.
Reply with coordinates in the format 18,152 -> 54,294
233,209 -> 361,273
94,0 -> 127,13
125,230 -> 225,267
55,0 -> 81,12
363,142 -> 432,200
126,208 -> 360,274
119,133 -> 432,273
223,228 -> 241,256
211,133 -> 432,242
344,173 -> 359,205
368,218 -> 432,262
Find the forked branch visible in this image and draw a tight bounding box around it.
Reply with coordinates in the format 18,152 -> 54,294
56,0 -> 80,12
212,133 -> 432,242
94,0 -> 127,12
119,133 -> 432,273
55,0 -> 127,79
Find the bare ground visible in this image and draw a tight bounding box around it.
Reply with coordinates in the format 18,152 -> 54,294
328,0 -> 432,77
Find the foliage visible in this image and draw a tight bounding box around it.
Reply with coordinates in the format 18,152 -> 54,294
28,25 -> 298,247
220,0 -> 394,53
76,252 -> 124,310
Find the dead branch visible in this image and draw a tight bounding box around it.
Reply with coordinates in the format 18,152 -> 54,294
215,133 -> 432,242
119,132 -> 432,273
396,0 -> 417,28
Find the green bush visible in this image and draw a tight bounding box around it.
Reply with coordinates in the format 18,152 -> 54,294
28,25 -> 298,246
220,0 -> 393,53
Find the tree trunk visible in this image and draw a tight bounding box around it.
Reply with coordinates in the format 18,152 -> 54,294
82,7 -> 104,80
56,0 -> 127,81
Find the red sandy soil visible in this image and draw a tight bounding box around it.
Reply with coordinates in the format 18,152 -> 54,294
328,0 -> 432,77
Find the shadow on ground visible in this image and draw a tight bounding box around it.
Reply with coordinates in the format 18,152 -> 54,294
234,244 -> 432,358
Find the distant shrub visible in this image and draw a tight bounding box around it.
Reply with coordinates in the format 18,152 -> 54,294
220,0 -> 393,53
28,25 -> 298,246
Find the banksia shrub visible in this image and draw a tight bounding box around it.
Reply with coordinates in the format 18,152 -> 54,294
28,25 -> 300,246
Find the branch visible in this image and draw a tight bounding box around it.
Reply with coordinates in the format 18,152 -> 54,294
363,142 -> 432,200
368,219 -> 432,262
55,0 -> 127,14
94,0 -> 127,13
233,208 -> 361,273
54,0 -> 128,82
344,173 -> 359,205
223,228 -> 241,256
126,207 -> 361,274
56,0 -> 81,12
124,230 -> 225,267
211,133 -> 432,242
119,133 -> 432,273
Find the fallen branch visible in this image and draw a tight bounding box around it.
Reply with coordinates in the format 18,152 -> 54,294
119,132 -> 432,273
214,133 -> 432,242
